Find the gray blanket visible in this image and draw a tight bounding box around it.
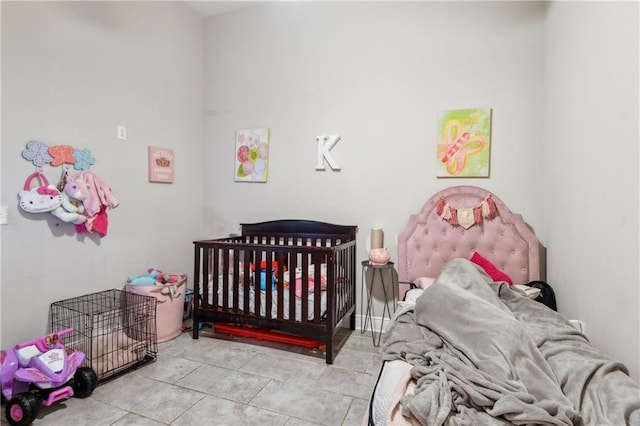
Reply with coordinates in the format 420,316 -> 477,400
381,259 -> 640,425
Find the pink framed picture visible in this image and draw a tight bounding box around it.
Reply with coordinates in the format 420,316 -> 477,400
148,146 -> 174,183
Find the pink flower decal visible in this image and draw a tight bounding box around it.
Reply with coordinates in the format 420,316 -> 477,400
237,145 -> 249,162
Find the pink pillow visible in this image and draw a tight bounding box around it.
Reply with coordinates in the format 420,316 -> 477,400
470,251 -> 513,285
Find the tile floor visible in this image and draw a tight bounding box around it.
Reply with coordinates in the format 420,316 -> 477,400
2,328 -> 382,425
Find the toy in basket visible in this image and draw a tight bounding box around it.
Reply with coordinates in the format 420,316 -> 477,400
126,270 -> 187,342
1,328 -> 98,426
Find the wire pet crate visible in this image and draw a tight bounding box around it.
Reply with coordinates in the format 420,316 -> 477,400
49,289 -> 158,383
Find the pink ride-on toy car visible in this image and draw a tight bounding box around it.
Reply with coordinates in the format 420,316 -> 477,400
1,328 -> 98,426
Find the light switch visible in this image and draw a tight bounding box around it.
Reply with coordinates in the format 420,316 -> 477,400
117,125 -> 127,140
0,206 -> 8,225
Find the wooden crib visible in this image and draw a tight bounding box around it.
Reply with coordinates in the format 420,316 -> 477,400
192,220 -> 358,364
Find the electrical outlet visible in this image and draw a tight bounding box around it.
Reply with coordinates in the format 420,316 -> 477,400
0,206 -> 8,225
117,125 -> 127,140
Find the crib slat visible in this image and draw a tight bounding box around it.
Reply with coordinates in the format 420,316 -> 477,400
242,250 -> 251,313
276,252 -> 286,320
288,254 -> 297,322
211,247 -> 218,310
301,253 -> 309,322
253,249 -> 260,318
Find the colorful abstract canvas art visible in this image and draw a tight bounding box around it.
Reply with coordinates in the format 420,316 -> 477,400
235,128 -> 270,183
436,108 -> 492,178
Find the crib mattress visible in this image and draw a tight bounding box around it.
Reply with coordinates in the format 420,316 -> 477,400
203,278 -> 327,322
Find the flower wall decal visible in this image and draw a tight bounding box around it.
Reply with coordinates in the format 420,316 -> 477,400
73,149 -> 96,171
235,128 -> 270,182
21,140 -> 94,171
22,141 -> 53,167
48,145 -> 77,166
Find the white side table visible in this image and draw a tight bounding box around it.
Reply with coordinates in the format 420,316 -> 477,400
360,260 -> 396,347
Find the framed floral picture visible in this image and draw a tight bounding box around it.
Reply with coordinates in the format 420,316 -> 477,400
436,108 -> 492,178
148,146 -> 174,183
235,128 -> 270,182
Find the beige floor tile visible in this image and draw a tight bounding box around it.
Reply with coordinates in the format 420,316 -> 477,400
240,352 -> 325,382
176,363 -> 271,403
285,417 -> 324,425
139,355 -> 201,383
112,412 -> 168,425
27,397 -> 128,426
171,395 -> 289,426
343,397 -> 370,426
314,366 -> 378,400
250,380 -> 353,425
91,372 -> 205,423
0,330 -> 377,426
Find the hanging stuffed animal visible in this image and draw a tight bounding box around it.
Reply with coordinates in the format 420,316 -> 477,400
45,170 -> 86,224
50,194 -> 87,224
20,141 -> 117,232
63,175 -> 88,209
18,172 -> 63,214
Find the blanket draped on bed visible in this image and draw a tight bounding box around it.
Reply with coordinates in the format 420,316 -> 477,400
381,258 -> 640,425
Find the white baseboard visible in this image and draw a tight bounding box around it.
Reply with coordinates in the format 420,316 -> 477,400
356,314 -> 393,335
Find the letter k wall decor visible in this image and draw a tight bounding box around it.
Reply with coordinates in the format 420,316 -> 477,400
315,135 -> 341,171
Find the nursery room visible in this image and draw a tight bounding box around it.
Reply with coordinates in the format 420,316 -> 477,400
1,1 -> 638,425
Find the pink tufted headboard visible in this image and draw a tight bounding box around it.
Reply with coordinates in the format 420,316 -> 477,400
398,186 -> 542,294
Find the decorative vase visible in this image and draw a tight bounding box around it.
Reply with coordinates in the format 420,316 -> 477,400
369,248 -> 391,265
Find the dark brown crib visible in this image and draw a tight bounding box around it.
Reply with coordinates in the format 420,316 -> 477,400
192,220 -> 357,364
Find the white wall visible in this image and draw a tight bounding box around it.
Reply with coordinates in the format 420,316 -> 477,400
202,1 -> 545,261
0,2 -> 204,347
2,0 -> 637,384
543,1 -> 639,379
203,1 -> 640,381
202,0 -> 546,343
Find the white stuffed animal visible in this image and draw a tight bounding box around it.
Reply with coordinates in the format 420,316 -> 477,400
50,192 -> 86,224
50,175 -> 89,224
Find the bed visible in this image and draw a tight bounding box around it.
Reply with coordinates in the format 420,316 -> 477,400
192,219 -> 357,364
367,185 -> 640,425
